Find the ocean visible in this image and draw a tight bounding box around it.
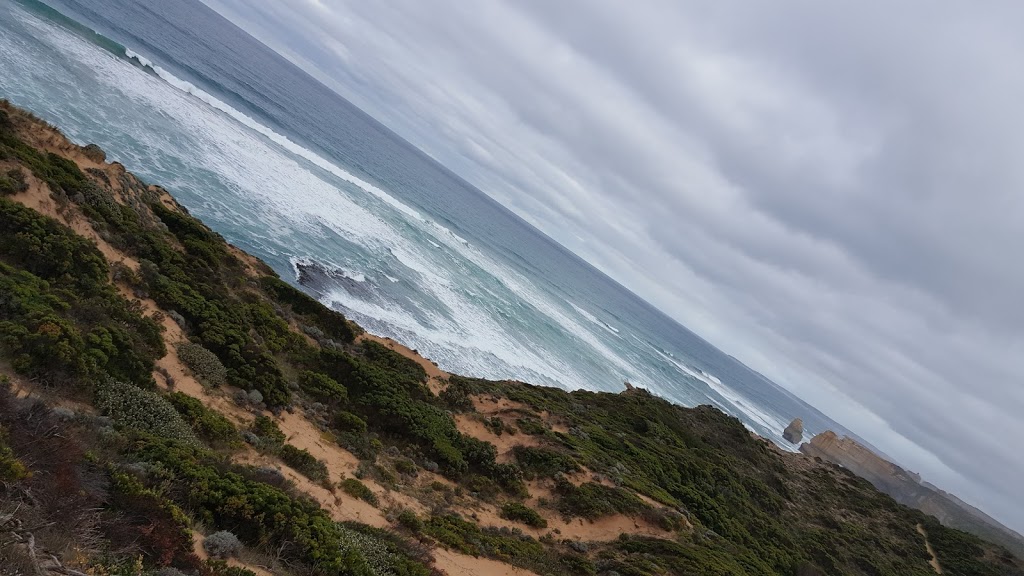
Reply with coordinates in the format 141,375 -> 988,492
0,0 -> 851,447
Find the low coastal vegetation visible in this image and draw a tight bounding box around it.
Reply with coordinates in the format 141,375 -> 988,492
0,100 -> 1021,576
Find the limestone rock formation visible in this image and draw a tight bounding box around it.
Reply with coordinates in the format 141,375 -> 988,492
801,431 -> 1024,558
783,418 -> 803,444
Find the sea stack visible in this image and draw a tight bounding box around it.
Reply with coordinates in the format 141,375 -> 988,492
783,418 -> 804,444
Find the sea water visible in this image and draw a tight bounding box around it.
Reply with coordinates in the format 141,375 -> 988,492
0,0 -> 851,446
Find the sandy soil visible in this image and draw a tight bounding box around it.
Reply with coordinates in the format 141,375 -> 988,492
917,523 -> 944,574
432,548 -> 539,576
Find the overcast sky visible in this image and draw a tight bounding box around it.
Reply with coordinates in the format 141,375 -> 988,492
200,0 -> 1024,532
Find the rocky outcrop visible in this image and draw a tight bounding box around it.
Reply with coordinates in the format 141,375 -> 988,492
801,431 -> 1024,559
81,142 -> 106,163
800,431 -> 905,488
782,418 -> 803,444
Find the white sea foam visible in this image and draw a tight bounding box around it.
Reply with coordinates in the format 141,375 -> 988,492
649,346 -> 790,439
123,47 -> 429,225
570,302 -> 620,335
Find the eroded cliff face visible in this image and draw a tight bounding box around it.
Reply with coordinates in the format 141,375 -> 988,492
800,431 -> 906,487
801,431 -> 1024,558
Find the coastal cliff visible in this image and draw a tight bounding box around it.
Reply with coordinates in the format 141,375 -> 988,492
802,430 -> 1024,559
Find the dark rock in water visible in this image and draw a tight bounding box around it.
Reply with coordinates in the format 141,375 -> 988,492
783,418 -> 804,444
294,259 -> 376,301
81,143 -> 106,163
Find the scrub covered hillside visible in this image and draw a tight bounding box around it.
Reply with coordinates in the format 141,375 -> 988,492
0,100 -> 1020,576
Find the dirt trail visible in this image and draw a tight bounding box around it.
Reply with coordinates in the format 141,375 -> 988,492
192,532 -> 277,576
431,548 -> 539,576
917,523 -> 943,574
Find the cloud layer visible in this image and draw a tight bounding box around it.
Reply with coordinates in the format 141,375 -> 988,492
202,0 -> 1024,531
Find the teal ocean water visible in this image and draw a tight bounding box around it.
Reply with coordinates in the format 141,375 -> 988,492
0,0 -> 852,446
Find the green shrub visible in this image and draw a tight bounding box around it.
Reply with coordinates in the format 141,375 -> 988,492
166,391 -> 241,448
341,477 -> 379,507
554,480 -> 649,521
335,523 -> 432,576
500,502 -> 547,529
439,382 -> 474,412
516,417 -> 547,435
280,443 -> 329,484
94,379 -> 197,445
0,198 -> 107,292
558,553 -> 596,576
396,509 -> 423,532
513,446 -> 581,479
423,514 -> 551,572
259,276 -> 359,343
249,415 -> 286,449
0,168 -> 27,196
394,458 -> 417,475
177,342 -> 227,387
298,370 -> 348,403
0,425 -> 28,481
334,411 -> 368,435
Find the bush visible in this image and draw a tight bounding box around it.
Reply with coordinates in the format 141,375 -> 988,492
177,342 -> 227,387
516,417 -> 547,435
439,382 -> 474,412
166,392 -> 242,448
395,458 -> 417,475
558,553 -> 596,576
422,514 -> 552,572
554,480 -> 649,521
247,389 -> 264,405
334,411 -> 368,435
297,370 -> 348,403
500,502 -> 548,529
203,530 -> 242,559
0,168 -> 27,196
0,425 -> 28,481
94,379 -> 197,445
280,443 -> 329,484
335,524 -> 433,576
397,509 -> 423,532
513,446 -> 581,479
341,477 -> 379,507
259,276 -> 359,343
249,415 -> 286,449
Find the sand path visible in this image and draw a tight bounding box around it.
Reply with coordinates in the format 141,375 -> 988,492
917,523 -> 943,574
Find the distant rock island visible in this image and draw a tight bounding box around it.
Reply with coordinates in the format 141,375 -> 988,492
783,417 -> 803,444
801,430 -> 1024,558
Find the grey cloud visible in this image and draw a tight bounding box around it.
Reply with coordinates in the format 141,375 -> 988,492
203,0 -> 1024,531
